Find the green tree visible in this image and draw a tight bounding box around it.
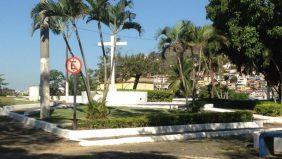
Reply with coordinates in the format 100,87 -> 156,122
168,59 -> 193,97
49,70 -> 65,96
86,0 -> 110,93
100,0 -> 142,90
89,0 -> 142,118
117,52 -> 162,89
31,0 -> 99,118
207,0 -> 282,103
156,20 -> 195,103
69,69 -> 97,95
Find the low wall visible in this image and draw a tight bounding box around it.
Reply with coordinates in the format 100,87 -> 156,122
1,110 -> 70,138
106,91 -> 147,106
79,129 -> 259,147
68,121 -> 263,140
51,96 -> 83,104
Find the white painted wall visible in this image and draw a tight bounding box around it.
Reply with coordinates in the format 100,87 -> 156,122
28,86 -> 39,101
51,96 -> 83,104
106,91 -> 147,106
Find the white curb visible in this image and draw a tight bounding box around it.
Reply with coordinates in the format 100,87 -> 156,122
79,129 -> 259,146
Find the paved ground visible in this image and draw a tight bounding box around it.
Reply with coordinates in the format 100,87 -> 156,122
1,116 -> 281,159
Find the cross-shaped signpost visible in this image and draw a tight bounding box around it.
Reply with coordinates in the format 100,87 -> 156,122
98,35 -> 127,92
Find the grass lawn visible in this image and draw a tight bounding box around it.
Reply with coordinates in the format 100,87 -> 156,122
34,105 -> 169,124
0,96 -> 35,107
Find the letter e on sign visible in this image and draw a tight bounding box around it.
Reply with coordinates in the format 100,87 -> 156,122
66,57 -> 82,74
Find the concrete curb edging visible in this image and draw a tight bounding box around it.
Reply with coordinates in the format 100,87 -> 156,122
7,111 -> 70,138
67,121 -> 263,139
0,104 -> 265,147
79,129 -> 260,146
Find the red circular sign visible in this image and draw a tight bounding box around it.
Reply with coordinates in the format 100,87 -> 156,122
66,57 -> 82,74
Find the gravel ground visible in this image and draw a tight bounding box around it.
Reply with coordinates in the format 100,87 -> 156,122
0,116 -> 278,159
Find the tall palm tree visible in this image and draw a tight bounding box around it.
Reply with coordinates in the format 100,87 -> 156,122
31,0 -> 95,111
187,25 -> 215,101
200,27 -> 228,99
85,0 -> 110,103
156,20 -> 195,103
56,0 -> 93,105
92,0 -> 142,109
169,59 -> 193,97
31,0 -> 51,119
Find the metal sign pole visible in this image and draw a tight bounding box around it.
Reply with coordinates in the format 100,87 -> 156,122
73,74 -> 77,130
66,56 -> 82,130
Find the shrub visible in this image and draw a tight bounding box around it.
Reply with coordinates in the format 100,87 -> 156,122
254,102 -> 282,116
204,99 -> 258,110
229,91 -> 249,100
147,90 -> 174,102
185,101 -> 206,113
79,111 -> 253,129
79,116 -> 150,129
199,85 -> 249,100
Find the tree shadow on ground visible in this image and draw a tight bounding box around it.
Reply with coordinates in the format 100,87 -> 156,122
0,146 -> 177,159
0,116 -> 64,148
195,135 -> 281,159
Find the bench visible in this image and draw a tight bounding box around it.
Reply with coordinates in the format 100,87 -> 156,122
259,130 -> 282,157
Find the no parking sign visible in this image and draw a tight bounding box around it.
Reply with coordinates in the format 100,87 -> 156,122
66,57 -> 82,74
65,56 -> 82,130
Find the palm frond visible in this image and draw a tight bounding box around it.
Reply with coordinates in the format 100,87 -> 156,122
122,22 -> 143,36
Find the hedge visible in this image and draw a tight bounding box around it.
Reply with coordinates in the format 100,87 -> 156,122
147,90 -> 174,102
79,111 -> 253,129
254,102 -> 282,117
203,99 -> 259,110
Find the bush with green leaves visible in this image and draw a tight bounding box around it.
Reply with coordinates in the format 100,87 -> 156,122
254,102 -> 282,117
199,85 -> 249,100
229,90 -> 249,100
203,99 -> 258,110
79,111 -> 253,129
147,90 -> 174,102
185,101 -> 207,113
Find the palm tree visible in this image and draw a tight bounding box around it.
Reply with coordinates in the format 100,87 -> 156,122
156,20 -> 195,104
90,0 -> 142,113
31,0 -> 96,116
85,0 -> 110,103
200,27 -> 228,99
169,59 -> 193,98
186,25 -> 215,101
56,0 -> 93,106
31,0 -> 51,119
86,0 -> 109,81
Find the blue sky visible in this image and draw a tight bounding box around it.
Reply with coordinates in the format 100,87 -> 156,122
0,0 -> 211,90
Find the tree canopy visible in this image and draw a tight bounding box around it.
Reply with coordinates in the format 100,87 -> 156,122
206,0 -> 282,89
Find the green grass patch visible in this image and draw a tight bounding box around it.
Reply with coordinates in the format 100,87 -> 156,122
0,97 -> 35,107
32,106 -> 169,124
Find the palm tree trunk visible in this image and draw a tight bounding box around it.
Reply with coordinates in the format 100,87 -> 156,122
97,21 -> 108,103
39,11 -> 50,119
65,41 -> 69,100
177,56 -> 188,104
272,59 -> 282,104
133,73 -> 142,90
71,21 -> 94,105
